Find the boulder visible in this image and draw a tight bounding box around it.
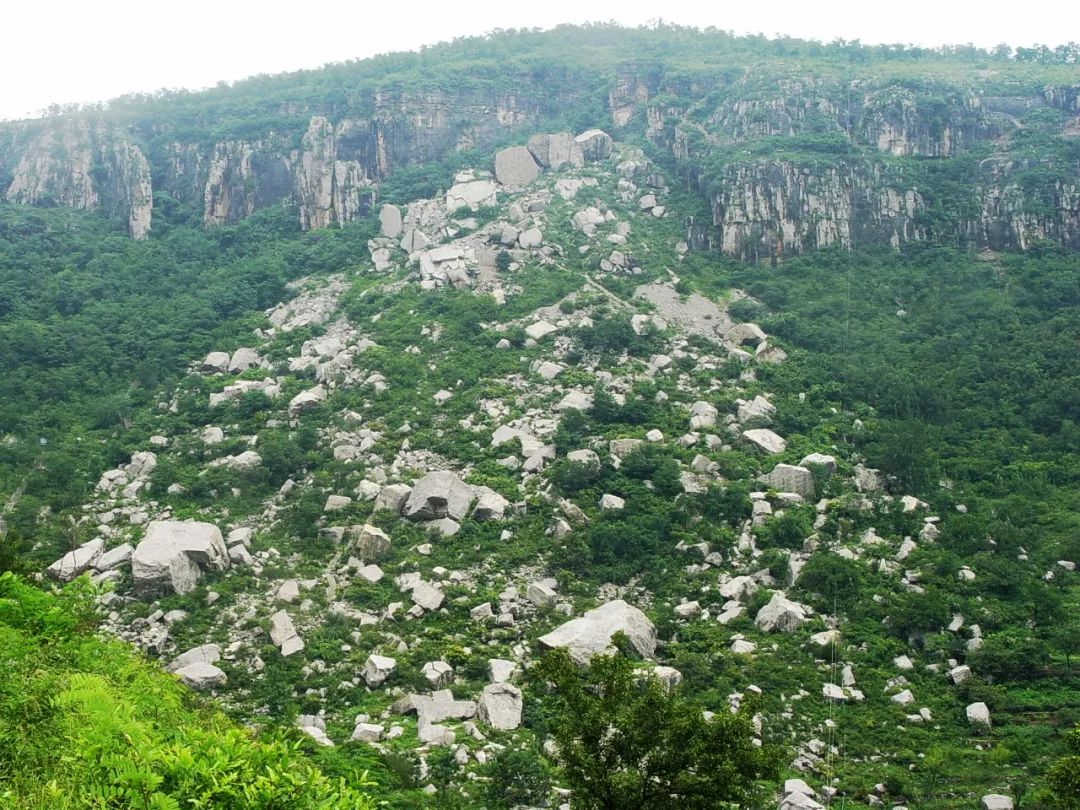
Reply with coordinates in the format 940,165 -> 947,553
289,386 -> 326,416
526,581 -> 557,608
46,538 -> 105,582
527,133 -> 584,170
403,471 -> 474,522
175,661 -> 227,690
374,483 -> 412,514
269,610 -> 304,656
754,592 -> 809,633
131,521 -> 228,596
966,701 -> 991,727
981,796 -> 1014,810
800,453 -> 837,474
538,600 -> 656,664
379,204 -> 403,239
228,348 -> 261,373
411,581 -> 445,611
472,487 -> 510,522
352,524 -> 391,558
737,395 -> 776,422
599,493 -> 625,511
575,129 -> 613,161
166,644 -> 221,673
689,401 -> 718,430
446,179 -> 497,213
760,464 -> 815,498
477,682 -> 523,730
200,352 -> 230,373
94,542 -> 134,572
741,428 -> 787,454
488,659 -> 518,683
518,227 -> 543,248
422,661 -> 454,687
362,654 -> 397,687
494,146 -> 541,186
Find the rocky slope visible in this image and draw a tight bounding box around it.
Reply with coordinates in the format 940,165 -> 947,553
39,133 -> 1074,808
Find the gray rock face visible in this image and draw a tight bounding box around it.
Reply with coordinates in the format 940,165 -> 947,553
131,521 -> 228,596
477,682 -> 523,730
46,538 -> 105,582
575,129 -> 614,161
538,600 -> 657,664
754,592 -> 809,633
403,471 -> 474,521
527,133 -> 584,170
494,146 -> 541,186
760,463 -> 815,498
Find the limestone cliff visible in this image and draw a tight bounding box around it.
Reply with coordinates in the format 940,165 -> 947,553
3,119 -> 152,238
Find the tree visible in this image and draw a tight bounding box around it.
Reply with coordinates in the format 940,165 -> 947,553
486,747 -> 552,808
534,645 -> 781,809
1045,725 -> 1080,809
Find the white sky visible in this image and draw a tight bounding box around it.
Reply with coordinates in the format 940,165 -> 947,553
2,0 -> 1078,121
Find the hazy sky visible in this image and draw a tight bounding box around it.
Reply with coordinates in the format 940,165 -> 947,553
3,0 -> 1078,120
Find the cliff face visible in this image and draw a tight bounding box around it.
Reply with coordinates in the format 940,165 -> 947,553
0,60 -> 1076,260
3,119 -> 152,238
610,71 -> 1080,259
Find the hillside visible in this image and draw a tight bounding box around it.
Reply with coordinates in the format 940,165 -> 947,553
0,24 -> 1079,810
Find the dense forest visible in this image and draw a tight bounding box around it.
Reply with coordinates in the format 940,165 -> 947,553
1,23 -> 1079,810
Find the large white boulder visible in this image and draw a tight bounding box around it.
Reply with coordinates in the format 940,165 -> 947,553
403,471 -> 474,522
131,521 -> 228,596
379,204 -> 402,239
46,538 -> 105,582
494,146 -> 541,186
362,654 -> 397,687
175,661 -> 227,690
741,428 -> 787,454
538,600 -> 656,664
760,464 -> 815,498
754,592 -> 809,633
477,683 -> 523,730
967,701 -> 991,727
446,179 -> 496,213
981,796 -> 1014,810
527,133 -> 584,170
575,129 -> 613,161
269,610 -> 304,656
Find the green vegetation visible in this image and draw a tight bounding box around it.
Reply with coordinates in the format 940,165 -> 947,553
0,573 -> 375,809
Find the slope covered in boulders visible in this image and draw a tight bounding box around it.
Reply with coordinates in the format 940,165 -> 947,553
25,128 -> 1079,809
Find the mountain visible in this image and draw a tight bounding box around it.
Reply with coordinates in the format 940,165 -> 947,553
1,24 -> 1079,810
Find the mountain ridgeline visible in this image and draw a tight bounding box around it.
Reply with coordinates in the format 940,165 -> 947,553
1,25 -> 1078,257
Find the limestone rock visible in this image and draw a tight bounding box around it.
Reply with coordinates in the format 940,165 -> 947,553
131,521 -> 228,596
362,654 -> 397,687
477,682 -> 523,730
754,592 -> 809,633
538,600 -> 656,664
760,464 -> 815,498
575,129 -> 614,161
527,133 -> 584,170
741,428 -> 787,454
46,538 -> 105,582
494,146 -> 541,186
403,471 -> 474,522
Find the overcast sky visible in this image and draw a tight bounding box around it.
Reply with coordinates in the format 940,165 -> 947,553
2,0 -> 1078,121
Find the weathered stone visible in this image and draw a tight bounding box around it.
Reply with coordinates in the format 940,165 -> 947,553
352,524 -> 391,558
527,133 -> 584,170
201,352 -> 230,373
966,701 -> 991,727
477,682 -> 523,730
754,592 -> 809,633
422,661 -> 454,687
575,129 -> 613,161
446,179 -> 497,213
741,428 -> 787,454
175,661 -> 227,690
166,644 -> 221,673
46,538 -> 105,582
379,204 -> 402,239
403,471 -> 474,522
760,464 -> 815,498
228,347 -> 261,373
131,521 -> 228,596
538,600 -> 656,664
362,654 -> 397,687
472,486 -> 510,522
494,146 -> 541,186
374,483 -> 412,514
981,795 -> 1014,810
269,610 -> 304,656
